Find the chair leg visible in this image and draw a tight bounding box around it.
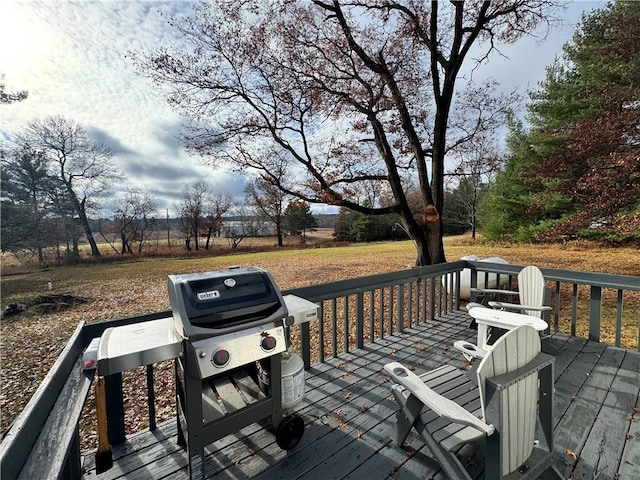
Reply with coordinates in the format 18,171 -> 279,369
390,392 -> 472,480
390,387 -> 422,447
393,411 -> 414,447
415,417 -> 472,480
541,337 -> 561,355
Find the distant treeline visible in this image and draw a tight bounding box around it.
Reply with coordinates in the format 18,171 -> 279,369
89,214 -> 338,235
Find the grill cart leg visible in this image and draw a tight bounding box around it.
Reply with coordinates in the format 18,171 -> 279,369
176,351 -> 209,480
187,447 -> 206,480
175,360 -> 186,449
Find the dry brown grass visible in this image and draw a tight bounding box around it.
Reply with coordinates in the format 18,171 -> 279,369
1,235 -> 638,450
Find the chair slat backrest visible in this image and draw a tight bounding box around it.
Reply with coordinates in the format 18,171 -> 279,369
476,325 -> 541,476
518,266 -> 545,318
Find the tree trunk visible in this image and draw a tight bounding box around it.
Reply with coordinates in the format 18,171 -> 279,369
411,229 -> 446,266
69,192 -> 100,257
405,204 -> 447,267
80,212 -> 100,256
426,220 -> 446,265
72,236 -> 80,261
205,227 -> 212,250
276,222 -> 283,247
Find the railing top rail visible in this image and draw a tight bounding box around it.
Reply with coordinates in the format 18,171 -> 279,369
465,260 -> 640,291
284,261 -> 465,300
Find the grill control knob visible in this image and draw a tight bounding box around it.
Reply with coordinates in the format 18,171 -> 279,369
212,349 -> 230,367
261,335 -> 277,351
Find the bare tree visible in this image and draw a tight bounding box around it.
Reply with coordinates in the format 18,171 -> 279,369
16,116 -> 118,257
0,73 -> 27,104
47,181 -> 83,263
178,180 -> 209,251
446,134 -> 504,239
102,188 -> 158,255
223,205 -> 261,249
245,158 -> 289,246
135,1 -> 559,265
202,193 -> 232,249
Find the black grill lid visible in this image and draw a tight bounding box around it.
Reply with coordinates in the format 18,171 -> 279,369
168,267 -> 288,341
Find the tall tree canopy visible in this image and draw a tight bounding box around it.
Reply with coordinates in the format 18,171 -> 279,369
483,1 -> 640,243
135,0 -> 558,264
0,147 -> 51,261
16,116 -> 118,257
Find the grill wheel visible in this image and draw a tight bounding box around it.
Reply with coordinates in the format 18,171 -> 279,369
276,414 -> 305,450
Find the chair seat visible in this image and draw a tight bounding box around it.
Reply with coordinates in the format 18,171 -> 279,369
391,365 -> 486,451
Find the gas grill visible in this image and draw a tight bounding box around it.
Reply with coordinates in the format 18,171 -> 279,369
97,266 -> 315,480
168,267 -> 305,480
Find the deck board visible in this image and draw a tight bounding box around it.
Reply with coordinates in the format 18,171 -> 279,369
82,311 -> 640,480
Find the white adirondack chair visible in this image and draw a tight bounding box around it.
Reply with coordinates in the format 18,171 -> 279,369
385,325 -> 563,480
455,266 -> 553,359
486,265 -> 551,319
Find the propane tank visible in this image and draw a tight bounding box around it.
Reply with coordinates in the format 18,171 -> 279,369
257,348 -> 305,411
280,350 -> 305,410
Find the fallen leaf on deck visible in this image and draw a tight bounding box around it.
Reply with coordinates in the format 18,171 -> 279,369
566,448 -> 579,460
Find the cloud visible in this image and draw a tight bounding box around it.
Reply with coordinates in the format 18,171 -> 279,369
85,125 -> 136,155
1,0 -> 606,218
0,0 -> 224,212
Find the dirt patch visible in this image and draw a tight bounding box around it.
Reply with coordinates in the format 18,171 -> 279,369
2,294 -> 89,318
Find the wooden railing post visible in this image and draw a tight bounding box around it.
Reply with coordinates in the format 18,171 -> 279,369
301,322 -> 312,368
397,284 -> 405,334
105,373 -> 126,445
543,287 -> 552,327
146,365 -> 156,431
589,285 -> 603,342
356,292 -> 365,349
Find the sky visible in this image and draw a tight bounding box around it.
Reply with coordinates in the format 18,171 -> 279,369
0,0 -> 606,214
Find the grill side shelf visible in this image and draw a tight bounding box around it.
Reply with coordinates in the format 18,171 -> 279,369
96,317 -> 182,376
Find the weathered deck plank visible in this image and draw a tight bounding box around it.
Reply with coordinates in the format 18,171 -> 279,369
82,311 -> 639,480
551,338 -> 630,477
595,349 -> 640,480
571,348 -> 636,480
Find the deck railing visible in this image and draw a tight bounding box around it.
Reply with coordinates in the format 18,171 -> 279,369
286,261 -> 465,368
466,261 -> 640,349
1,260 -> 638,480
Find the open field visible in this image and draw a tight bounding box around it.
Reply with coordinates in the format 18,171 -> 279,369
1,235 -> 638,450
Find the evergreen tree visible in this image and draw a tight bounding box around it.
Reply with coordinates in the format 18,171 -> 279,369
0,147 -> 52,262
482,2 -> 640,243
284,201 -> 317,238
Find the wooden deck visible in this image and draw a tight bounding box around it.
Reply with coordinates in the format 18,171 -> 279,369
81,311 -> 640,480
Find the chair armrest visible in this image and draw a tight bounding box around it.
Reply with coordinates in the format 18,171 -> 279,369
486,353 -> 554,389
384,362 -> 494,436
488,301 -> 551,312
465,302 -> 485,312
453,340 -> 488,359
471,287 -> 519,297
